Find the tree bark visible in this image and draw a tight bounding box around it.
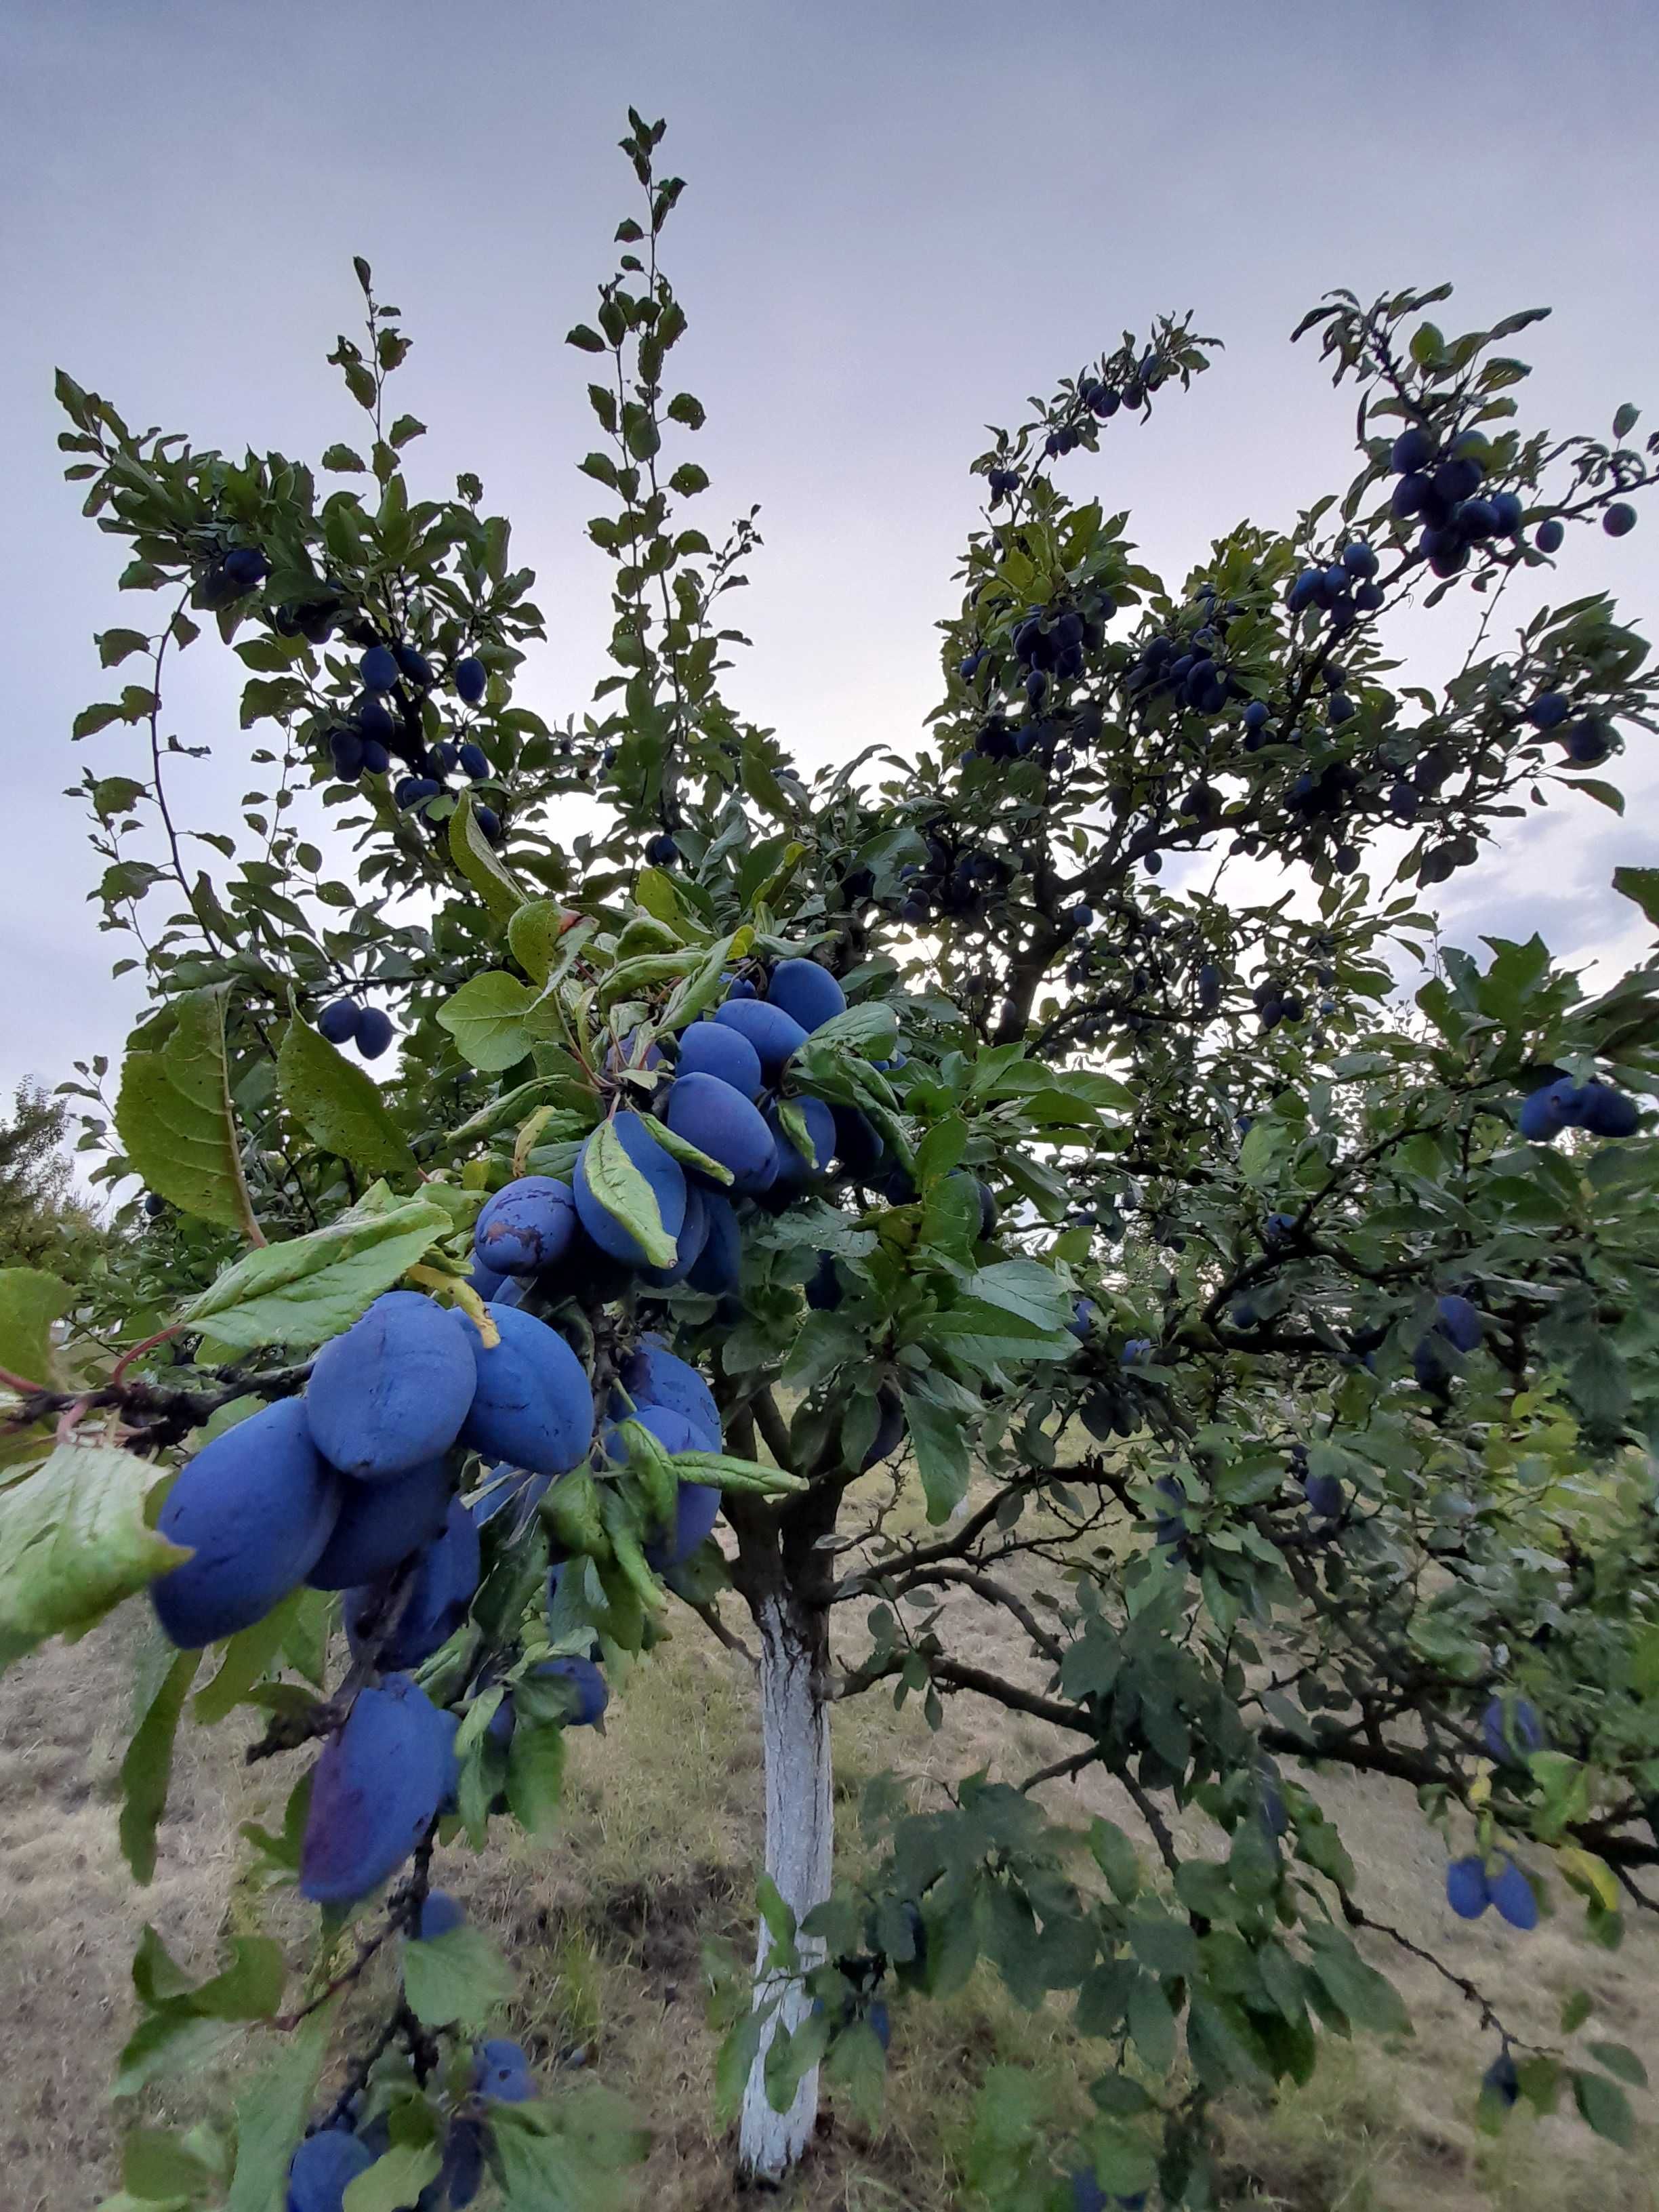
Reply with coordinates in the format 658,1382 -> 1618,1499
736,1577 -> 834,2177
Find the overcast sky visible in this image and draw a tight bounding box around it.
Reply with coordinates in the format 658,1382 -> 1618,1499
3,0 -> 1656,1125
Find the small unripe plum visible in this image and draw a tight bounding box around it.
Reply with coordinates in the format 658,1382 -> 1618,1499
766,956 -> 848,1033
574,1109 -> 688,1265
1603,502 -> 1637,537
286,2129 -> 374,2212
142,1190 -> 165,1218
460,1303 -> 596,1474
1490,491 -> 1524,534
307,1454 -> 453,1589
1526,691 -> 1570,729
1242,699 -> 1269,732
458,739 -> 489,779
415,1889 -> 466,1940
1341,539 -> 1378,577
361,738 -> 390,775
454,655 -> 487,705
618,1340 -> 722,1451
687,1191 -> 743,1296
666,1071 -> 777,1191
222,546 -> 270,591
306,1290 -> 478,1481
674,1017 -> 764,1099
644,831 -> 680,866
360,644 -> 399,693
1565,718 -> 1612,764
151,1398 -> 342,1647
714,996 -> 810,1080
318,998 -> 362,1045
473,1175 -> 580,1277
300,1674 -> 457,1904
1534,518 -> 1564,553
1445,1855 -> 1488,1919
1483,2049 -> 1521,2109
1486,1856 -> 1538,1930
394,643 -> 434,687
1303,1471 -> 1344,1520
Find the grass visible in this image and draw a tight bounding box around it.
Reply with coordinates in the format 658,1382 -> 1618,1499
1,1509 -> 1656,2211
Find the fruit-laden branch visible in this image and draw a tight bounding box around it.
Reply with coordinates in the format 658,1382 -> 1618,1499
0,1361 -> 312,1452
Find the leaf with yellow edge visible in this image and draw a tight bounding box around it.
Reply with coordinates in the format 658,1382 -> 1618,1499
1557,1846 -> 1620,1912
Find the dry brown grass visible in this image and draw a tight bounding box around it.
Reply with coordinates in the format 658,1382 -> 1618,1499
3,1483 -> 1656,2212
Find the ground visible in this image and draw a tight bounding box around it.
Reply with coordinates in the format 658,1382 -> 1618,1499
2,1490 -> 1655,2212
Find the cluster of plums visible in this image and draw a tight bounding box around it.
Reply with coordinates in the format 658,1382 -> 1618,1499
1286,537 -> 1385,632
317,996 -> 396,1060
893,833 -> 1008,928
286,1897 -> 535,2210
1445,1851 -> 1538,1930
1517,1072 -> 1643,1142
1383,426 -> 1532,579
323,645 -> 501,839
197,542 -> 272,611
1522,689 -> 1616,769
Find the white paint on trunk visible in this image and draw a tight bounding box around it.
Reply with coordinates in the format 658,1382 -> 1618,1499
737,1589 -> 834,2179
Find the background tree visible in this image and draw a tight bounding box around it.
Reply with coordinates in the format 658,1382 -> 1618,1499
3,108 -> 1659,2209
0,1078 -> 102,1271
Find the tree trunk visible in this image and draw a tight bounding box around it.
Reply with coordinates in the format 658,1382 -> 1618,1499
737,1580 -> 834,2178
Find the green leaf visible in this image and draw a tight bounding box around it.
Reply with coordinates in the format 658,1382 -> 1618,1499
579,1119 -> 677,1268
714,2007 -> 772,2127
277,1015 -> 417,1179
566,324 -> 608,353
121,1645 -> 201,1883
0,1445 -> 188,1674
98,628 -> 151,668
0,1267 -> 73,1386
344,2144 -> 443,2212
121,2123 -> 218,2200
320,443 -> 366,472
1586,2040 -> 1648,2089
116,987 -> 264,1242
506,1715 -> 567,1834
183,1193 -> 451,1354
901,1388 -> 967,1521
962,1259 -> 1072,1334
192,1589 -> 305,1726
1612,865 -> 1659,931
449,794 -> 525,928
1573,2068 -> 1634,2146
436,972 -> 538,1072
401,1925 -> 516,2028
638,1111 -> 733,1187
225,2000 -> 338,2212
489,2090 -> 650,2210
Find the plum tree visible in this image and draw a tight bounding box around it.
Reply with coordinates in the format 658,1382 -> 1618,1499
17,110 -> 1659,2212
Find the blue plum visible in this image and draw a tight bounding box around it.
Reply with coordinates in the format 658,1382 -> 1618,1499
1534,518 -> 1565,553
1435,1294 -> 1482,1352
360,644 -> 399,693
318,998 -> 361,1045
394,643 -> 433,687
766,957 -> 847,1033
644,831 -> 679,866
300,1675 -> 458,1904
473,2037 -> 535,2101
472,1176 -> 579,1278
415,1889 -> 466,1940
765,1097 -> 837,1191
674,1018 -> 764,1099
1487,1856 -> 1538,1930
286,2129 -> 374,2212
1481,1694 -> 1545,1767
458,740 -> 489,779
1517,1075 -> 1577,1142
306,1291 -> 478,1481
361,738 -> 391,775
1446,1856 -> 1488,1919
617,1340 -> 721,1451
831,1104 -> 886,1180
687,1192 -> 743,1296
306,1454 -> 453,1589
460,1303 -> 595,1475
1391,426 -> 1435,473
713,998 -> 809,1080
328,729 -> 365,779
1576,1080 -> 1641,1137
454,655 -> 487,705
356,1006 -> 395,1060
573,1110 -> 687,1267
641,1182 -> 709,1289
152,1399 -> 342,1647
806,1253 -> 843,1311
531,1654 -> 610,1727
344,1496 -> 480,1668
666,1071 -> 775,1191
1603,502 -> 1637,537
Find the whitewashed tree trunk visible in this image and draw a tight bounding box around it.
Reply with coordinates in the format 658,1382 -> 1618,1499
737,1586 -> 834,2178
